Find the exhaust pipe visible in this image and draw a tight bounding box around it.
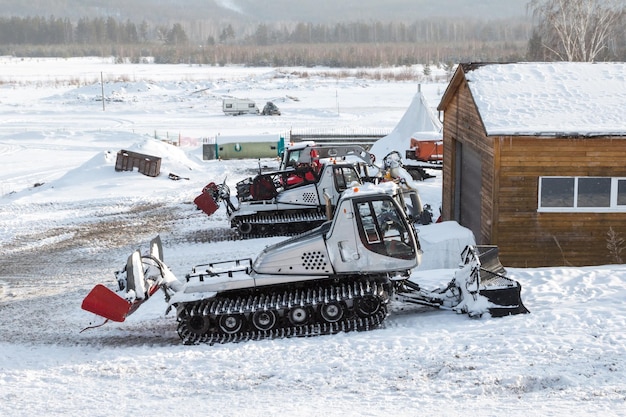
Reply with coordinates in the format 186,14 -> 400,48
324,190 -> 332,220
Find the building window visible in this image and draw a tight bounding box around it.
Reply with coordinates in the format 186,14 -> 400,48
540,177 -> 574,208
539,177 -> 626,212
618,179 -> 626,205
577,177 -> 611,207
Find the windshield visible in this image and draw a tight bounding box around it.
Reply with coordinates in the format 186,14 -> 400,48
354,197 -> 415,260
334,166 -> 361,191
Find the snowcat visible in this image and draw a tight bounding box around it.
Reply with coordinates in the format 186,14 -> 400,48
82,182 -> 528,345
193,142 -> 432,237
261,101 -> 281,115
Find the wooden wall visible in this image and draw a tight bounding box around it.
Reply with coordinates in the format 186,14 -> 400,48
441,76 -> 496,246
494,136 -> 626,267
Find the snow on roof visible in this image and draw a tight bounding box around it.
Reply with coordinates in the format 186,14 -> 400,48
464,62 -> 626,136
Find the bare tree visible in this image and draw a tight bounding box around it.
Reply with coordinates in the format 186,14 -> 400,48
528,0 -> 625,61
607,227 -> 624,264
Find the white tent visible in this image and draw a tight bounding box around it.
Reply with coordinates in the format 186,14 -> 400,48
370,90 -> 442,162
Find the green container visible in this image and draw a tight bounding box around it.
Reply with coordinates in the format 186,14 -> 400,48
202,137 -> 285,160
215,141 -> 280,159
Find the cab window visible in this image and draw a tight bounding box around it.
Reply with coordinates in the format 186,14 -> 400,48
334,166 -> 361,191
354,198 -> 415,260
284,150 -> 301,168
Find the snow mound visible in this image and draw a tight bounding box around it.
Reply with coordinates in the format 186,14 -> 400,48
8,138 -> 205,202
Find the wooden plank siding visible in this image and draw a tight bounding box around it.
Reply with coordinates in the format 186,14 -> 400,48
495,136 -> 626,267
439,65 -> 626,267
441,77 -> 496,247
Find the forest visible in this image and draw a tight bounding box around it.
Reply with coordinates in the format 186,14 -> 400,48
0,15 -> 533,66
0,0 -> 624,67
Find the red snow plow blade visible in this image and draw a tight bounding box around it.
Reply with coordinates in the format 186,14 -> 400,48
81,284 -> 135,322
81,240 -> 165,323
193,182 -> 220,216
81,278 -> 159,322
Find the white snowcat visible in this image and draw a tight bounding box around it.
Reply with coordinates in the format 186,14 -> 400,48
82,182 -> 528,344
193,142 -> 432,237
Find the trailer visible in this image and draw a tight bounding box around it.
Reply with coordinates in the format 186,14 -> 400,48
222,98 -> 259,115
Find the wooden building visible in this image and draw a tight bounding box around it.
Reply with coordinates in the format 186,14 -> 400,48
437,62 -> 626,267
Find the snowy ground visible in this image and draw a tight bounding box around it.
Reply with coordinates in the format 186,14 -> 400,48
0,57 -> 624,416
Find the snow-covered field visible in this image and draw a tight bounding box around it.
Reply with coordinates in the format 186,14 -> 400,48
0,57 -> 624,416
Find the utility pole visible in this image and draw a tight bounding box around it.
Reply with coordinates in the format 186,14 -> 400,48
101,72 -> 105,111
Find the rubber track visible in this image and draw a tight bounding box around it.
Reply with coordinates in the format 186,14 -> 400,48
177,227 -> 304,244
176,279 -> 390,345
237,210 -> 328,226
233,210 -> 328,239
183,218 -> 325,243
178,310 -> 387,345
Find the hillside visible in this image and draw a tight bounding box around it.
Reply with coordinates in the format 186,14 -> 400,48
0,0 -> 529,23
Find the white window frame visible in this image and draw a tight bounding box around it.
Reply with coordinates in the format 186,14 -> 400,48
538,176 -> 626,213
